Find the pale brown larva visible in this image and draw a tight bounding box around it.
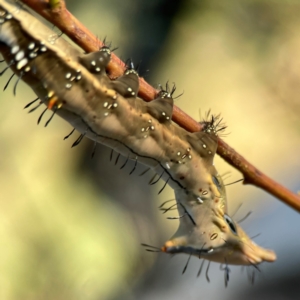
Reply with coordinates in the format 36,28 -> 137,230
0,0 -> 276,285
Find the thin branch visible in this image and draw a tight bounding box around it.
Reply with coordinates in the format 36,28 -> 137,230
217,139 -> 300,212
20,0 -> 300,212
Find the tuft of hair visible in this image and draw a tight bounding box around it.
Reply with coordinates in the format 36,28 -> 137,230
124,58 -> 140,73
157,81 -> 178,99
200,110 -> 227,136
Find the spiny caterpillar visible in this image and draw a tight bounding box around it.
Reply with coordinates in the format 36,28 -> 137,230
0,0 -> 276,285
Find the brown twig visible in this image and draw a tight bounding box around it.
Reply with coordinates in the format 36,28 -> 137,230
20,0 -> 300,212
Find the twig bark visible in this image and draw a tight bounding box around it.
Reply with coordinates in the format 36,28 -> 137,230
20,0 -> 300,212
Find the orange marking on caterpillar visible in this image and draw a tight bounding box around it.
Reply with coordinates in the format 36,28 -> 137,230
47,95 -> 59,110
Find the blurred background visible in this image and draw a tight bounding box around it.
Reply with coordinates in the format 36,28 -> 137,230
0,0 -> 300,299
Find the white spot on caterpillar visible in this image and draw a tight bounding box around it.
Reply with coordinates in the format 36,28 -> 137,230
113,103 -> 118,108
197,197 -> 203,204
207,248 -> 214,253
128,87 -> 132,92
113,95 -> 117,100
91,60 -> 96,66
16,58 -> 28,70
40,46 -> 47,52
15,51 -> 25,61
181,154 -> 186,159
177,152 -> 181,156
29,52 -> 37,59
165,163 -> 170,169
11,45 -> 19,54
65,83 -> 72,89
162,112 -> 166,116
104,112 -> 109,117
65,73 -> 72,79
107,104 -> 112,109
5,14 -> 12,20
48,91 -> 55,98
131,92 -> 135,96
203,144 -> 207,148
188,155 -> 192,159
208,151 -> 212,154
103,102 -> 108,108
144,135 -> 148,138
166,116 -> 170,120
28,42 -> 35,50
125,69 -> 138,76
24,66 -> 31,72
202,190 -> 208,195
187,147 -> 191,152
146,127 -> 149,132
76,75 -> 82,81
148,119 -> 152,123
150,126 -> 155,130
141,128 -> 145,132
95,67 -> 101,72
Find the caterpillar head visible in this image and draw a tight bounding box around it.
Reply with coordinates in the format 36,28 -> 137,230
161,188 -> 276,266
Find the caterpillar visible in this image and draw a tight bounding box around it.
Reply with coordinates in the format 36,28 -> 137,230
0,0 -> 276,283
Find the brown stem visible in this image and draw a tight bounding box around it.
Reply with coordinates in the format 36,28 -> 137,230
21,0 -> 300,212
217,139 -> 300,212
